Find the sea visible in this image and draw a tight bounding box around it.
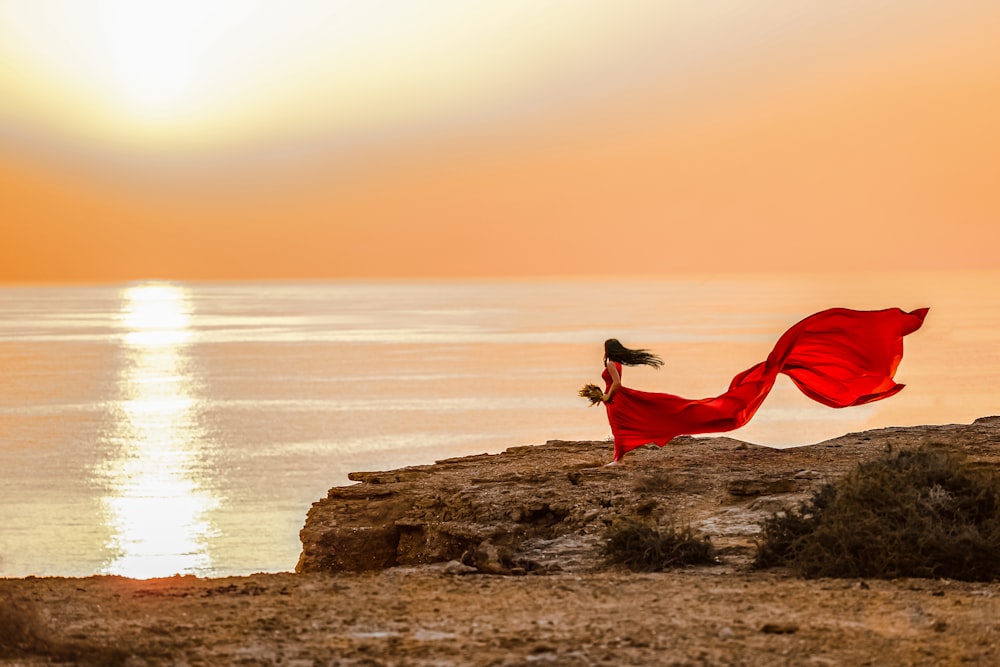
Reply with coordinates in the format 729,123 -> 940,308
1,271 -> 997,579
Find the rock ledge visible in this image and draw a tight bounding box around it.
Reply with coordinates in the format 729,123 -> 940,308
297,417 -> 1000,574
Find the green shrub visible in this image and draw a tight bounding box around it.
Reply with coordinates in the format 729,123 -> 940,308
755,445 -> 1000,580
603,517 -> 716,571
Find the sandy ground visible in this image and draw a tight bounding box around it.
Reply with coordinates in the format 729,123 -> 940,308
3,567 -> 999,666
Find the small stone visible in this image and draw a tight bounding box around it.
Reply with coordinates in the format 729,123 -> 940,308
718,626 -> 735,640
440,560 -> 477,575
760,623 -> 799,634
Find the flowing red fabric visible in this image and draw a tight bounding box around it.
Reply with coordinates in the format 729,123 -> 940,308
603,307 -> 928,461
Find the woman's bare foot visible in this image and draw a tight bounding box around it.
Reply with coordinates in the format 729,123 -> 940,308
604,459 -> 623,467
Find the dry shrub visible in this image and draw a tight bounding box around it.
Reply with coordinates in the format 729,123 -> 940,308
632,471 -> 675,494
0,591 -> 130,665
603,517 -> 716,571
755,444 -> 1000,580
0,593 -> 48,657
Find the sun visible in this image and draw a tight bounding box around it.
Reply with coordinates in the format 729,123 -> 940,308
102,2 -> 207,120
0,0 -> 234,143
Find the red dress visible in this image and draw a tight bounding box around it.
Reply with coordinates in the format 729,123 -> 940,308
602,306 -> 928,461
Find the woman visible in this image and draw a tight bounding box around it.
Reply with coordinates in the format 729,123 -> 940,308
592,307 -> 929,465
600,338 -> 663,466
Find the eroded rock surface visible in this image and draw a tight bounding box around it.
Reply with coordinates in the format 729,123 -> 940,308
297,416 -> 1000,574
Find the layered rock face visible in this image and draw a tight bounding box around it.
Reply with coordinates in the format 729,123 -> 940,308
297,417 -> 1000,574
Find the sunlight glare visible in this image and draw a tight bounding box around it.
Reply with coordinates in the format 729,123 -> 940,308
0,0 -> 679,149
121,283 -> 192,346
101,282 -> 217,579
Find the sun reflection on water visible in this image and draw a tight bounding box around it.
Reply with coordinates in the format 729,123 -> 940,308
100,283 -> 217,579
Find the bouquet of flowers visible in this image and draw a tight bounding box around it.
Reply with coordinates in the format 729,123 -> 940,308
578,383 -> 604,406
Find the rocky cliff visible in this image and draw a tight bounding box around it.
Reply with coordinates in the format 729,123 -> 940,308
297,417 -> 1000,575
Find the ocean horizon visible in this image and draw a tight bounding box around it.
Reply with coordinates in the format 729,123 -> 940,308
2,271 -> 997,579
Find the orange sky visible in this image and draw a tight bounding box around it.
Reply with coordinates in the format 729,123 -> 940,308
1,1 -> 999,282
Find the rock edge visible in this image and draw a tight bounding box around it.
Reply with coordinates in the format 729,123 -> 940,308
297,417 -> 1000,574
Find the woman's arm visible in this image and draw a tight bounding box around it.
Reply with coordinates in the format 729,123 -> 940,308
603,361 -> 621,403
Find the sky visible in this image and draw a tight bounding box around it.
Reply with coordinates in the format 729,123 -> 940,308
1,0 -> 998,282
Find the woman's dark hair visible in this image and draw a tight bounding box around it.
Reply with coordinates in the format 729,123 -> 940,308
604,339 -> 663,368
